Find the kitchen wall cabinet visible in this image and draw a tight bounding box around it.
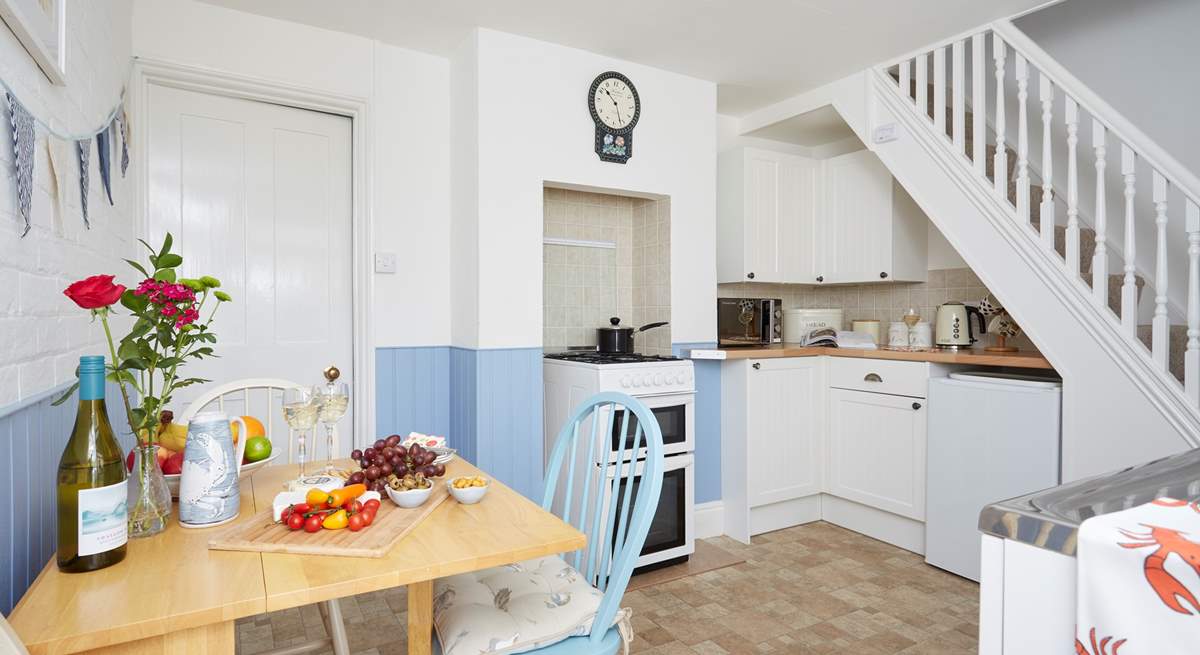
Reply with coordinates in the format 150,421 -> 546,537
717,147 -> 927,285
717,148 -> 818,284
826,388 -> 927,521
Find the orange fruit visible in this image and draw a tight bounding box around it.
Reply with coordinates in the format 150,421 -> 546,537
231,416 -> 266,445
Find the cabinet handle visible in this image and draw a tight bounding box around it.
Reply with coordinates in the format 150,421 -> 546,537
880,271 -> 889,279
816,275 -> 824,283
912,402 -> 922,410
747,272 -> 755,279
752,362 -> 761,370
864,373 -> 883,382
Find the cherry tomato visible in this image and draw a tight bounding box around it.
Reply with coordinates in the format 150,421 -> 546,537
348,513 -> 365,532
363,499 -> 381,512
291,503 -> 311,514
360,508 -> 376,526
344,500 -> 363,513
287,513 -> 305,531
280,507 -> 293,523
304,515 -> 323,533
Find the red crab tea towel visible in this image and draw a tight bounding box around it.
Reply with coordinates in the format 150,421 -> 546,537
1076,498 -> 1200,654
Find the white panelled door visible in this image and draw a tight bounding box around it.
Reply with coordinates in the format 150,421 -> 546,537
145,85 -> 353,445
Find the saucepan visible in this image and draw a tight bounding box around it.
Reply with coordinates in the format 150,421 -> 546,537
597,317 -> 669,354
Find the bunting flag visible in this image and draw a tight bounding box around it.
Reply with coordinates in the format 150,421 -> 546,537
96,127 -> 113,206
117,108 -> 129,177
76,138 -> 91,229
44,138 -> 69,233
5,92 -> 35,237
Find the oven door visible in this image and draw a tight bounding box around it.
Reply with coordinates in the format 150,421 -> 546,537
603,453 -> 694,569
608,392 -> 693,460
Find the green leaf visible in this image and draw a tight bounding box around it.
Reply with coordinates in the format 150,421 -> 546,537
106,370 -> 136,385
130,407 -> 147,427
118,339 -> 139,362
137,238 -> 156,254
51,382 -> 80,406
156,253 -> 183,268
172,377 -> 209,389
153,268 -> 176,283
158,357 -> 184,368
127,319 -> 153,339
120,289 -> 148,313
120,358 -> 148,371
124,259 -> 149,277
158,233 -> 174,259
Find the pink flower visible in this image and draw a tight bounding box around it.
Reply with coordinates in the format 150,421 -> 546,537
174,307 -> 199,329
134,279 -> 159,296
161,305 -> 177,317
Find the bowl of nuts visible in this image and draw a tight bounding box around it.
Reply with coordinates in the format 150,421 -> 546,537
385,471 -> 433,508
448,476 -> 489,505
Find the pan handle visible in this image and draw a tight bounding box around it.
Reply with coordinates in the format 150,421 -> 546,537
637,321 -> 669,332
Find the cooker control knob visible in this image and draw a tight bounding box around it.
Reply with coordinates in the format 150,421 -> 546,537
653,373 -> 663,385
620,376 -> 631,388
631,376 -> 641,387
643,374 -> 654,386
677,374 -> 686,384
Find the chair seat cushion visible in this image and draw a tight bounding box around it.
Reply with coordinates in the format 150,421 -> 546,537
432,555 -> 610,655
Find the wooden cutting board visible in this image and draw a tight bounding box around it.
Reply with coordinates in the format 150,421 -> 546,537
208,484 -> 451,558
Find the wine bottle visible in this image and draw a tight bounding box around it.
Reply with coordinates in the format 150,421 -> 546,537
57,355 -> 127,572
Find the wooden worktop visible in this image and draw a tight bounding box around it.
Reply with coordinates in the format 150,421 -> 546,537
687,343 -> 1054,369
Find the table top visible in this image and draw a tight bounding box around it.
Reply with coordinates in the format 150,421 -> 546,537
9,458 -> 584,654
687,343 -> 1054,369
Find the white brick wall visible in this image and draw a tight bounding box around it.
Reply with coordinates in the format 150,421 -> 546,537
0,1 -> 134,407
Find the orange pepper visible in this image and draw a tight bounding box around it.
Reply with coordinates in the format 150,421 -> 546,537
322,509 -> 349,530
329,484 -> 366,508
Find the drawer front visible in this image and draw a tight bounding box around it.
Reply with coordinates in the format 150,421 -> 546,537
828,357 -> 928,398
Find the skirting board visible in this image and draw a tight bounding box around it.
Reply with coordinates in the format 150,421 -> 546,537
821,495 -> 925,554
694,501 -> 725,540
750,496 -> 822,538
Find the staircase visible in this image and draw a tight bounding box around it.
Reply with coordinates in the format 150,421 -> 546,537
901,78 -> 1186,381
863,19 -> 1200,477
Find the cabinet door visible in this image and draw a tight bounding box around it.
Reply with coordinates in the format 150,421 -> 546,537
827,388 -> 926,520
744,151 -> 782,282
820,150 -> 893,283
745,358 -> 824,506
778,156 -> 819,283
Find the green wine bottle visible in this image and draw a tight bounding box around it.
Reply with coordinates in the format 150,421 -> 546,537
57,355 -> 127,572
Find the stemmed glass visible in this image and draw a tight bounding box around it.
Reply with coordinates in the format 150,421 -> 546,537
315,381 -> 350,474
282,386 -> 320,488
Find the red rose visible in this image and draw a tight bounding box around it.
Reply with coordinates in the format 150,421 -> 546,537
64,275 -> 126,310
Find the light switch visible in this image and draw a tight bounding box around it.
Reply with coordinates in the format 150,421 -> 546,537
872,122 -> 899,144
374,252 -> 397,274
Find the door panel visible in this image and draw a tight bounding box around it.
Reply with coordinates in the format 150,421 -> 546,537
827,388 -> 926,519
146,85 -> 353,450
746,358 -> 823,506
746,153 -> 780,282
822,151 -> 893,283
778,157 -> 818,283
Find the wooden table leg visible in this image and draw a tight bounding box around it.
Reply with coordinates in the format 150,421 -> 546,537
83,621 -> 234,653
408,579 -> 434,655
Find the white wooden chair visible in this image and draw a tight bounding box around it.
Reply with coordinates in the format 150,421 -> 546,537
0,612 -> 30,654
180,378 -> 349,655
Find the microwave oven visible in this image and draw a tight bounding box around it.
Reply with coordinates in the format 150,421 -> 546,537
716,298 -> 783,346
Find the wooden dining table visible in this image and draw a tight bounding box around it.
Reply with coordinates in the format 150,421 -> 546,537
8,457 -> 585,654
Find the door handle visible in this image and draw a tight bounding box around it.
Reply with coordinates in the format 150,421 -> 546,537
864,373 -> 883,382
747,272 -> 755,279
752,362 -> 761,370
912,402 -> 922,410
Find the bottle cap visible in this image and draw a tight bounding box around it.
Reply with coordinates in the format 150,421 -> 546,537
79,355 -> 105,373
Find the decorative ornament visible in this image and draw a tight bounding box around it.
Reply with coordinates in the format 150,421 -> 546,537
980,295 -> 1021,352
588,71 -> 640,164
96,126 -> 113,205
76,137 -> 91,229
5,92 -> 35,237
44,138 -> 69,232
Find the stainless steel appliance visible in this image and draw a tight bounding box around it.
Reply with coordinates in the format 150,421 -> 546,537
934,301 -> 986,349
596,317 -> 669,354
717,298 -> 782,346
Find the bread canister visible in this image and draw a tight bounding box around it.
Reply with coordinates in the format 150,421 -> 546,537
783,308 -> 843,342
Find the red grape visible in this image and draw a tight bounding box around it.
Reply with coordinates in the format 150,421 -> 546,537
350,449 -> 363,460
365,465 -> 381,480
348,471 -> 365,485
358,458 -> 370,469
380,463 -> 393,477
373,439 -> 386,450
364,448 -> 376,460
382,446 -> 395,459
433,464 -> 445,477
385,434 -> 401,447
396,445 -> 408,457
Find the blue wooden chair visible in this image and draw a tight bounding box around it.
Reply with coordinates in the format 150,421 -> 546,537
536,391 -> 665,655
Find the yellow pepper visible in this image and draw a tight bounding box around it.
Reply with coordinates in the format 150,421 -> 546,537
322,509 -> 349,530
329,484 -> 366,508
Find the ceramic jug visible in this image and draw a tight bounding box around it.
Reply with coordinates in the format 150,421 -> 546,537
179,412 -> 247,528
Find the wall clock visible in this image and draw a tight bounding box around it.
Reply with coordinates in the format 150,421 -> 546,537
588,71 -> 640,164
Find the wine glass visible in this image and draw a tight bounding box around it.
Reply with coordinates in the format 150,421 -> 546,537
315,381 -> 350,474
282,387 -> 320,488
903,307 -> 921,328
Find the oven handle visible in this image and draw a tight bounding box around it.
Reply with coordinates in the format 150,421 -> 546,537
599,452 -> 693,477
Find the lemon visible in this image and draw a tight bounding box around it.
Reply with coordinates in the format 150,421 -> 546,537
244,436 -> 272,463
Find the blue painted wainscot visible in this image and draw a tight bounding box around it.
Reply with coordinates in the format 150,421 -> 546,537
673,343 -> 722,504
374,347 -> 452,437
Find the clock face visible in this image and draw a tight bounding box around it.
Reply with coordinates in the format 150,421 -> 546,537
592,76 -> 637,130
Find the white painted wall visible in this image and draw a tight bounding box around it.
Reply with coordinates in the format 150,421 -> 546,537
0,0 -> 134,406
1015,0 -> 1200,175
456,29 -> 717,348
131,0 -> 452,348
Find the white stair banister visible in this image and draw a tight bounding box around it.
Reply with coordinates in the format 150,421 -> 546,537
916,53 -> 928,120
1120,144 -> 1137,337
1015,53 -> 1031,223
1065,97 -> 1080,277
1093,119 -> 1109,309
971,33 -> 986,175
952,40 -> 965,154
1188,199 -> 1200,405
993,34 -> 1007,194
1039,73 -> 1055,249
1152,171 -> 1169,371
934,47 -> 946,135
898,59 -> 911,104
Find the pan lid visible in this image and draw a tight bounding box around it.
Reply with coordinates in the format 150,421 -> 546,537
599,317 -> 630,331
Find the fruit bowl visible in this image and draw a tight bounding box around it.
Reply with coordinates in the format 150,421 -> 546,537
447,476 -> 489,505
386,483 -> 433,509
164,451 -> 280,498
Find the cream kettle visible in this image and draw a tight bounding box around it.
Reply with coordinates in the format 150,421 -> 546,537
934,302 -> 986,348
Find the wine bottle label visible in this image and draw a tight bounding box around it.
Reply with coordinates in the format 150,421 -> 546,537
77,480 -> 128,556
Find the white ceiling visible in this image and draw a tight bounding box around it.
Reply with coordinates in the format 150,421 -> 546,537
199,0 -> 1054,116
746,106 -> 857,146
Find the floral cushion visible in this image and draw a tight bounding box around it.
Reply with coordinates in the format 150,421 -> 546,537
432,555 -> 620,655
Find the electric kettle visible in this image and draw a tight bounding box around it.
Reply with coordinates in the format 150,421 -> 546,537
934,302 -> 986,349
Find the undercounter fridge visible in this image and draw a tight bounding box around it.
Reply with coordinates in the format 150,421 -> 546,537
925,371 -> 1062,581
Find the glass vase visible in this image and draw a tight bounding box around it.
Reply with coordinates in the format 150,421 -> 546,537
127,443 -> 171,538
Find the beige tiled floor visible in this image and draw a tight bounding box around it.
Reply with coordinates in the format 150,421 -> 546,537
236,522 -> 980,655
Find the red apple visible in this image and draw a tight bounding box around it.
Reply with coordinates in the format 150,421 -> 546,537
126,450 -> 135,473
162,452 -> 184,475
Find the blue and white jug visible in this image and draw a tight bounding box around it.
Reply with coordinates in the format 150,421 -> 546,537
179,412 -> 247,528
